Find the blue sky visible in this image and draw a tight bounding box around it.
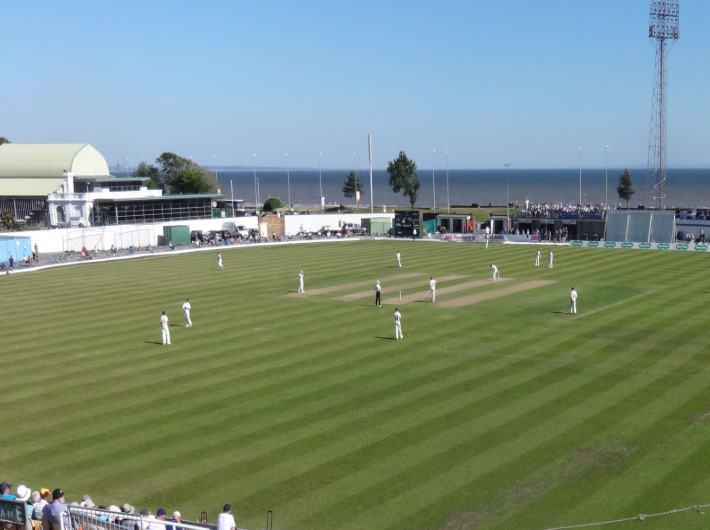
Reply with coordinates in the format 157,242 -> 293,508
1,0 -> 707,170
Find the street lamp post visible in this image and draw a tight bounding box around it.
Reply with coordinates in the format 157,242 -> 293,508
253,153 -> 259,209
445,151 -> 450,213
504,163 -> 511,233
578,147 -> 582,206
432,149 -> 436,211
318,152 -> 323,213
353,152 -> 358,208
604,145 -> 609,213
285,153 -> 291,209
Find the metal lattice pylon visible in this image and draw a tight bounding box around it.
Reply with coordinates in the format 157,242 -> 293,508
646,0 -> 679,210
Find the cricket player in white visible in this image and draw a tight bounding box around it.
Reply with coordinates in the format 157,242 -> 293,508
548,250 -> 554,269
396,250 -> 402,268
182,299 -> 192,327
535,249 -> 541,267
491,264 -> 498,281
375,280 -> 382,307
429,276 -> 437,303
298,270 -> 304,293
570,287 -> 578,314
217,252 -> 223,270
160,311 -> 171,345
394,307 -> 403,340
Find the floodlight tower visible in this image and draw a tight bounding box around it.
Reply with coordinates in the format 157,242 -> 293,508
646,0 -> 679,210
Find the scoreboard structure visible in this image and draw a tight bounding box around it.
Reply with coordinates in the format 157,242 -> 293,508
394,210 -> 420,239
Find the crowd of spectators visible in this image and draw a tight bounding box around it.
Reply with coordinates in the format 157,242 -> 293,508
0,481 -> 237,530
520,202 -> 608,219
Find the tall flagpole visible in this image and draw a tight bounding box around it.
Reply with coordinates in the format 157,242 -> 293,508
368,133 -> 373,213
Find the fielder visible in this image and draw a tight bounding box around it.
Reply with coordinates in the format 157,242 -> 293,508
491,264 -> 499,281
375,280 -> 382,307
182,299 -> 192,327
535,249 -> 541,267
429,276 -> 437,303
394,307 -> 403,340
298,270 -> 304,293
160,311 -> 171,345
217,252 -> 223,270
570,287 -> 578,315
396,250 -> 402,268
548,250 -> 554,269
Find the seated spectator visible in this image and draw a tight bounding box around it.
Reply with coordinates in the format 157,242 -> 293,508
139,508 -> 153,530
117,503 -> 137,529
0,481 -> 15,499
42,488 -> 68,530
16,485 -> 32,525
33,489 -> 50,520
148,508 -> 167,530
80,495 -> 95,508
30,491 -> 41,513
108,506 -> 122,524
166,511 -> 182,530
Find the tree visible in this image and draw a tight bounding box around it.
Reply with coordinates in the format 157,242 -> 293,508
617,169 -> 635,208
155,152 -> 214,194
1,211 -> 17,230
342,171 -> 363,204
387,151 -> 420,210
133,161 -> 163,191
263,196 -> 284,212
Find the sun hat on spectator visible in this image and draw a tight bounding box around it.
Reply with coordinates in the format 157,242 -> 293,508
16,485 -> 31,502
121,504 -> 135,514
81,495 -> 96,508
40,488 -> 50,498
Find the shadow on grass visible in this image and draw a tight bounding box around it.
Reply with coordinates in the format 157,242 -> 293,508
375,336 -> 398,340
144,340 -> 164,345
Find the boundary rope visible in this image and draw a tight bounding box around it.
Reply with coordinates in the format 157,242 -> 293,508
542,503 -> 708,529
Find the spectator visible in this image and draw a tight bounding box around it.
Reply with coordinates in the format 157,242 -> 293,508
139,508 -> 153,530
16,485 -> 32,524
149,508 -> 167,530
118,504 -> 136,529
81,494 -> 95,508
42,488 -> 68,530
217,504 -> 236,530
29,491 -> 42,518
33,489 -> 51,520
166,511 -> 182,530
0,481 -> 14,499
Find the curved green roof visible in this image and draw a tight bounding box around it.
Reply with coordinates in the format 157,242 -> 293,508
0,143 -> 110,178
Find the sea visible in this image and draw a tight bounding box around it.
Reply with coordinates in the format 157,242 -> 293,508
132,167 -> 710,210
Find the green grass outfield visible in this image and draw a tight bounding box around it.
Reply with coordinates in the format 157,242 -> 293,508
2,240 -> 710,530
